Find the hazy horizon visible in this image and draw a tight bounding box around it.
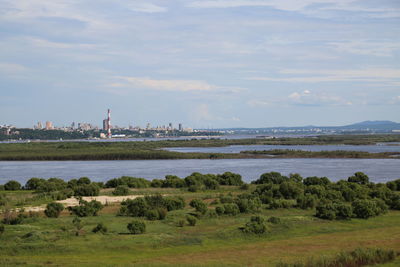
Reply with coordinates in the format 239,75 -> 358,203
1,1 -> 399,128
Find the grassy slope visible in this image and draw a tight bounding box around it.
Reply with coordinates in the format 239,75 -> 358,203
1,188 -> 399,266
0,134 -> 400,160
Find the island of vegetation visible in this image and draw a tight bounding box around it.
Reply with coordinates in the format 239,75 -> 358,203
1,171 -> 399,266
0,134 -> 400,161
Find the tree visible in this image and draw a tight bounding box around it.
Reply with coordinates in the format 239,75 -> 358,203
4,180 -> 21,191
242,216 -> 267,234
44,202 -> 64,218
352,199 -> 376,219
127,221 -> 146,234
25,178 -> 45,190
72,217 -> 83,236
69,199 -> 103,217
217,172 -> 243,186
73,184 -> 100,196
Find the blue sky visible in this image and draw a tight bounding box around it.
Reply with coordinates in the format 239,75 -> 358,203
0,0 -> 399,128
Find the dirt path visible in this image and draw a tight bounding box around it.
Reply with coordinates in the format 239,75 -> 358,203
20,195 -> 144,212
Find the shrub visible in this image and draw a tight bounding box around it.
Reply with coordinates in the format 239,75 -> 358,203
2,210 -> 26,225
189,199 -> 208,214
222,203 -> 240,216
44,202 -> 64,218
162,175 -> 186,188
77,177 -> 91,185
92,223 -> 107,234
240,184 -> 250,190
217,172 -> 243,185
127,221 -> 146,234
0,194 -> 7,206
335,203 -> 353,219
112,185 -> 130,196
303,176 -> 330,186
105,176 -> 151,188
145,209 -> 167,221
316,203 -> 337,220
253,172 -> 287,185
352,199 -> 379,219
73,184 -> 100,196
296,194 -> 317,209
25,178 -> 46,190
72,217 -> 83,236
163,196 -> 185,211
242,216 -> 267,234
4,180 -> 21,191
186,215 -> 197,226
69,199 -> 103,217
0,224 -> 4,235
235,197 -> 262,213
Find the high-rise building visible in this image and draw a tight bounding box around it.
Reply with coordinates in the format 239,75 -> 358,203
102,109 -> 112,138
178,123 -> 183,131
45,121 -> 53,130
168,123 -> 173,129
36,122 -> 42,129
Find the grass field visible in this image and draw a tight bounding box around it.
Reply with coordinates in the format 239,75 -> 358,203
1,187 -> 399,267
1,134 -> 400,160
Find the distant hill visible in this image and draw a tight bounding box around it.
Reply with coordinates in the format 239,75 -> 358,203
343,121 -> 400,130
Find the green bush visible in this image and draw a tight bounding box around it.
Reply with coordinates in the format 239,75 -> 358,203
112,185 -> 130,196
0,224 -> 4,235
222,203 -> 240,216
4,180 -> 21,191
92,223 -> 108,234
73,184 -> 100,196
296,194 -> 317,209
163,196 -> 185,211
215,206 -> 225,215
316,203 -> 337,220
177,219 -> 185,227
242,216 -> 267,234
189,199 -> 208,214
105,176 -> 151,188
348,172 -> 369,185
127,220 -> 146,234
217,172 -> 243,185
186,215 -> 197,226
44,202 -> 64,218
69,199 -> 103,217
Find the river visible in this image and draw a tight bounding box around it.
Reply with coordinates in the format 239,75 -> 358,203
0,158 -> 399,184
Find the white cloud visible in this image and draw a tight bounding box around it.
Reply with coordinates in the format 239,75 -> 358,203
126,3 -> 167,13
0,62 -> 28,73
329,40 -> 400,57
287,90 -> 352,106
247,68 -> 400,84
110,76 -> 215,92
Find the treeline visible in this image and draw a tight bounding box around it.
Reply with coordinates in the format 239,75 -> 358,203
241,149 -> 400,159
0,129 -> 92,141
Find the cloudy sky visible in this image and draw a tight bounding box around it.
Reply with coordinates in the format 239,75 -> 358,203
1,0 -> 399,128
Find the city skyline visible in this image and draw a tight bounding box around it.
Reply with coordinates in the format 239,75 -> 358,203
1,0 -> 399,128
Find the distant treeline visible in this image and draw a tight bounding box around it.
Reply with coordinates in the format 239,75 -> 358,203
1,135 -> 400,160
241,149 -> 400,159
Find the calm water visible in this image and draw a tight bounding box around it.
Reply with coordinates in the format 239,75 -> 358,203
164,144 -> 400,153
0,159 -> 399,184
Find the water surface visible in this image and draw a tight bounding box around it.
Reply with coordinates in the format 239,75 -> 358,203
0,158 -> 398,184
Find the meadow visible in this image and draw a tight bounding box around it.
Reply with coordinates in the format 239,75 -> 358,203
1,171 -> 400,266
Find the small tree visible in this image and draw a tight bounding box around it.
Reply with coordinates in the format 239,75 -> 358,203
242,216 -> 267,234
127,221 -> 146,234
44,202 -> 64,218
92,223 -> 107,234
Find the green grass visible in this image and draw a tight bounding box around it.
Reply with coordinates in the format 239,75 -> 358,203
1,186 -> 399,266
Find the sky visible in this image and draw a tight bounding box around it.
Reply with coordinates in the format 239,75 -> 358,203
0,0 -> 399,128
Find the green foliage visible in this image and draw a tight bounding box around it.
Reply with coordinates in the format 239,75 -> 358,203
44,202 -> 64,218
72,217 -> 83,236
2,210 -> 27,225
352,199 -> 388,219
105,176 -> 151,188
253,172 -> 288,185
189,199 -> 208,214
112,185 -> 130,196
235,195 -> 262,213
222,203 -> 240,216
217,172 -> 243,185
185,172 -> 220,191
92,223 -> 108,234
163,196 -> 185,211
68,199 -> 103,217
0,224 -> 4,235
303,176 -> 330,186
162,175 -> 186,188
186,215 -> 197,226
348,172 -> 369,185
242,216 -> 267,234
73,184 -> 100,196
296,194 -> 317,209
4,180 -> 21,191
127,220 -> 146,234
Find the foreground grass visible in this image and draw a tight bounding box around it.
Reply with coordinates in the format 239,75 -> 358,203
1,134 -> 400,160
1,190 -> 399,266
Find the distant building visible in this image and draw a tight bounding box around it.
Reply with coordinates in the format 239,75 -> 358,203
35,122 -> 42,129
178,123 -> 182,131
45,121 -> 53,130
